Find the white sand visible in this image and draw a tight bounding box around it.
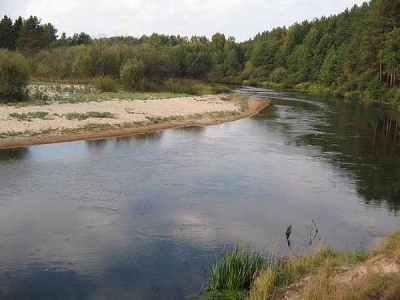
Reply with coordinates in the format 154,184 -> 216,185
0,95 -> 239,133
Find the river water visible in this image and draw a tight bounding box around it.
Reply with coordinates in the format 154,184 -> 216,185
0,88 -> 399,299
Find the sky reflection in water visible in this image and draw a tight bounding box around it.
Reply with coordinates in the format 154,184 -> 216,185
0,89 -> 399,299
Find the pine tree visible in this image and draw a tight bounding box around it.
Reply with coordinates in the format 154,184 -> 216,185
0,15 -> 16,50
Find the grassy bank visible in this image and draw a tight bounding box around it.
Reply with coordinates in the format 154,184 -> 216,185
242,78 -> 400,110
206,231 -> 400,300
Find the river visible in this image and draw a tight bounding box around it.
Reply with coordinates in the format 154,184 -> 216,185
0,87 -> 399,299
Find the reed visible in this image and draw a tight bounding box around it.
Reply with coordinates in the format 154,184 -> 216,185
207,242 -> 263,297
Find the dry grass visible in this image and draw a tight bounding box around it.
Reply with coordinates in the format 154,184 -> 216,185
300,270 -> 400,300
248,231 -> 400,300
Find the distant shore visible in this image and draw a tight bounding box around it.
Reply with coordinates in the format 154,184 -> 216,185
0,95 -> 269,149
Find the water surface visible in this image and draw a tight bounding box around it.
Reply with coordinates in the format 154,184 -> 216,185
0,88 -> 399,299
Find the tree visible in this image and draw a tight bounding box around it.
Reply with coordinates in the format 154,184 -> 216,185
0,49 -> 30,102
120,59 -> 145,90
0,15 -> 16,50
211,33 -> 226,51
382,28 -> 400,87
13,16 -> 23,40
185,44 -> 213,78
318,47 -> 338,85
70,32 -> 92,46
16,16 -> 44,55
41,23 -> 58,47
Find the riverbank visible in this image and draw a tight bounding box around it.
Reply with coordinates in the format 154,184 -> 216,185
207,231 -> 400,300
0,94 -> 269,149
250,231 -> 400,300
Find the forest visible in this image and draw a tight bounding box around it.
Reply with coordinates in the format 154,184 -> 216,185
0,0 -> 399,104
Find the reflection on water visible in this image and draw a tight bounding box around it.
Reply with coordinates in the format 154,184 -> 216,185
0,88 -> 399,299
0,147 -> 30,161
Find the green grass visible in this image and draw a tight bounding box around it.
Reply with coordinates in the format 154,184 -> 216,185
55,91 -> 190,104
9,111 -> 50,121
206,242 -> 264,299
64,111 -> 115,121
294,83 -> 332,95
261,81 -> 287,89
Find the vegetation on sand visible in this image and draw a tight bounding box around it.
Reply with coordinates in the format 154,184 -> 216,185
9,111 -> 49,121
64,111 -> 115,121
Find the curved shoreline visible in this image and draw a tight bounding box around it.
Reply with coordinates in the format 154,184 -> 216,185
0,97 -> 270,149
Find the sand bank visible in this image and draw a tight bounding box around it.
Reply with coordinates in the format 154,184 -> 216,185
0,94 -> 269,149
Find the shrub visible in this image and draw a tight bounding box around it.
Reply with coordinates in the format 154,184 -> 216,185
120,59 -> 145,90
163,79 -> 196,94
344,91 -> 361,100
0,49 -> 30,102
269,67 -> 288,83
91,76 -> 119,92
211,84 -> 231,94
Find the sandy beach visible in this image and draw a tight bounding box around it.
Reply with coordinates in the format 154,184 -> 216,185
0,94 -> 269,148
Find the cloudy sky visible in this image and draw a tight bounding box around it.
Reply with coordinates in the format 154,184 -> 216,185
3,0 -> 365,41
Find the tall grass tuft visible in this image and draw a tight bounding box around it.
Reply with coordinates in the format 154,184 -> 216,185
207,242 -> 263,297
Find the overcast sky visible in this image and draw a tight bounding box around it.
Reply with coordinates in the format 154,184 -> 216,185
2,0 -> 365,41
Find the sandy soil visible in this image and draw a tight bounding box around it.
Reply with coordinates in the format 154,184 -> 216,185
0,94 -> 269,148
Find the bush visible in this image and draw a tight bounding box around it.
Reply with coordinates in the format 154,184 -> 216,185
344,91 -> 362,100
163,79 -> 197,94
91,76 -> 119,92
211,84 -> 231,94
269,67 -> 288,83
120,59 -> 145,90
0,49 -> 30,102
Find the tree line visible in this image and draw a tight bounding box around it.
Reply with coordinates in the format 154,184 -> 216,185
0,0 -> 399,103
0,15 -> 91,55
241,0 -> 400,102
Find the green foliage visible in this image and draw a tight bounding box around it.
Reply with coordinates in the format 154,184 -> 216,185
73,42 -> 124,78
269,67 -> 288,83
382,27 -> 400,87
162,79 -> 197,94
0,49 -> 30,102
9,111 -> 49,121
239,1 -> 400,102
91,76 -> 119,92
318,47 -> 338,85
64,111 -> 115,121
16,16 -> 57,56
261,81 -> 286,89
32,46 -> 80,78
207,243 -> 263,295
120,59 -> 145,90
0,15 -> 17,50
8,1 -> 400,104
